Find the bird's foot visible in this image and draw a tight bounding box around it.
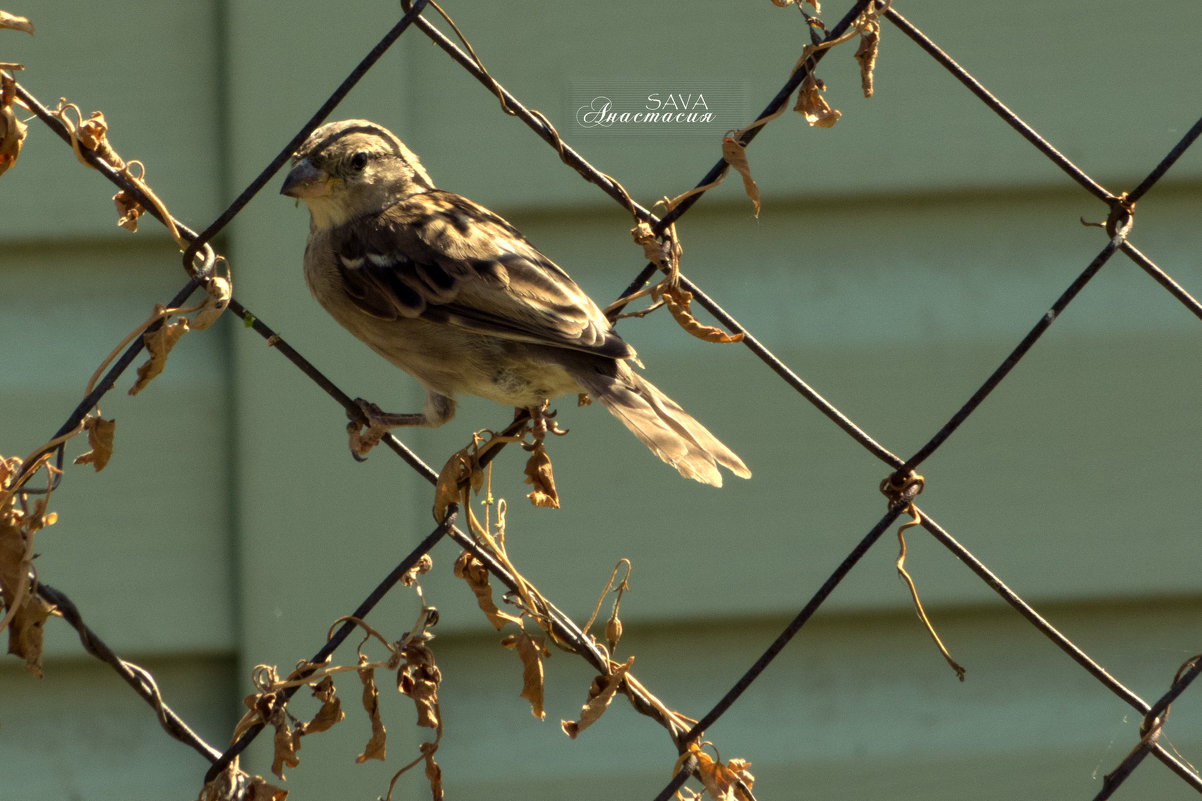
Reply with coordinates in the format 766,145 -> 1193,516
346,398 -> 425,459
527,402 -> 568,440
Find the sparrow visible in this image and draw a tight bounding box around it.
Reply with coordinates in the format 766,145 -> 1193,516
280,119 -> 749,486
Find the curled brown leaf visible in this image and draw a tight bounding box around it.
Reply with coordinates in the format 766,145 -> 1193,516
453,551 -> 522,630
794,74 -> 841,128
0,11 -> 34,33
246,777 -> 289,801
401,553 -> 433,588
73,414 -> 115,472
692,745 -> 756,801
658,286 -> 744,344
560,656 -> 633,739
197,764 -> 288,801
356,661 -> 387,763
4,590 -> 51,678
113,189 -> 144,232
432,446 -> 480,522
422,742 -> 444,801
75,110 -> 124,171
297,675 -> 344,735
720,136 -> 760,217
1,463 -> 57,678
855,20 -> 881,98
522,442 -> 559,509
501,631 -> 550,720
398,643 -> 441,729
130,316 -> 188,396
0,74 -> 26,178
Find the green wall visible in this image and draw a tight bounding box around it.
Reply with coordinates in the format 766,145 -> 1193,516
3,2 -> 1201,799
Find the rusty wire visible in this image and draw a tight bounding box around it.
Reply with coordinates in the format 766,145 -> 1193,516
4,0 -> 1202,798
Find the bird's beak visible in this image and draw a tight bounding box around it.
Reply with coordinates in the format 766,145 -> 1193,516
280,158 -> 331,199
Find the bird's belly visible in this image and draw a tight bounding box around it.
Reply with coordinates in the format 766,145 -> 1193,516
325,309 -> 582,408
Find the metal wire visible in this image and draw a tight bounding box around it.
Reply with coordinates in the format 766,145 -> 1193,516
5,0 -> 1202,797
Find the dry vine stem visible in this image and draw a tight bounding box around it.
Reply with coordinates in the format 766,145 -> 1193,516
881,472 -> 965,681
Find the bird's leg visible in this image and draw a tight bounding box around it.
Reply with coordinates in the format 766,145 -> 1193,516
345,399 -> 426,459
527,401 -> 568,441
344,391 -> 457,459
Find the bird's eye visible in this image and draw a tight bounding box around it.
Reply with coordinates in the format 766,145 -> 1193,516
350,151 -> 369,172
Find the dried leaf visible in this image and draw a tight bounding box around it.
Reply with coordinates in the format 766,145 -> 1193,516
113,189 -> 144,231
73,414 -> 115,471
356,662 -> 387,763
794,74 -> 841,128
0,75 -> 26,178
855,21 -> 880,98
659,285 -> 744,344
422,742 -> 444,801
432,446 -> 480,522
693,747 -> 756,801
197,764 -> 288,801
0,11 -> 34,33
560,656 -> 633,739
0,500 -> 29,610
76,110 -> 123,169
501,631 -> 550,720
297,676 -> 344,735
400,553 -> 433,587
453,551 -> 522,630
631,220 -> 669,265
720,136 -> 760,217
522,442 -> 559,508
6,592 -> 51,678
269,708 -> 300,779
0,492 -> 54,678
398,644 -> 441,729
246,777 -> 289,801
129,316 -> 188,396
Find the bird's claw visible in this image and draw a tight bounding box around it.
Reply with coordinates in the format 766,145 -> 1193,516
345,398 -> 420,459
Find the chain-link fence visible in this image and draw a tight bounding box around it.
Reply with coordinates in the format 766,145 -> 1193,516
3,2 -> 1200,799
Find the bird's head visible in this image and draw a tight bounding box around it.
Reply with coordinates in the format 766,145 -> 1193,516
280,119 -> 434,228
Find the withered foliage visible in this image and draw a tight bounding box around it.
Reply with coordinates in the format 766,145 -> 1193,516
676,743 -> 757,801
355,657 -> 387,763
794,73 -> 841,128
658,284 -> 744,345
521,440 -> 559,509
561,656 -> 633,739
855,17 -> 881,97
195,764 -> 287,801
226,604 -> 443,800
0,455 -> 59,678
501,630 -> 550,720
453,550 -> 522,630
297,676 -> 344,736
617,221 -> 744,345
73,414 -> 115,472
130,314 -> 189,396
0,73 -> 25,178
0,12 -> 32,178
720,136 -> 760,216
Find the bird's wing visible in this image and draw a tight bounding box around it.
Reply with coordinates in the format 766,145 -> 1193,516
326,190 -> 633,360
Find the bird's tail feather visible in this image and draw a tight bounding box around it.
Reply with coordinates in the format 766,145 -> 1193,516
576,364 -> 750,486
